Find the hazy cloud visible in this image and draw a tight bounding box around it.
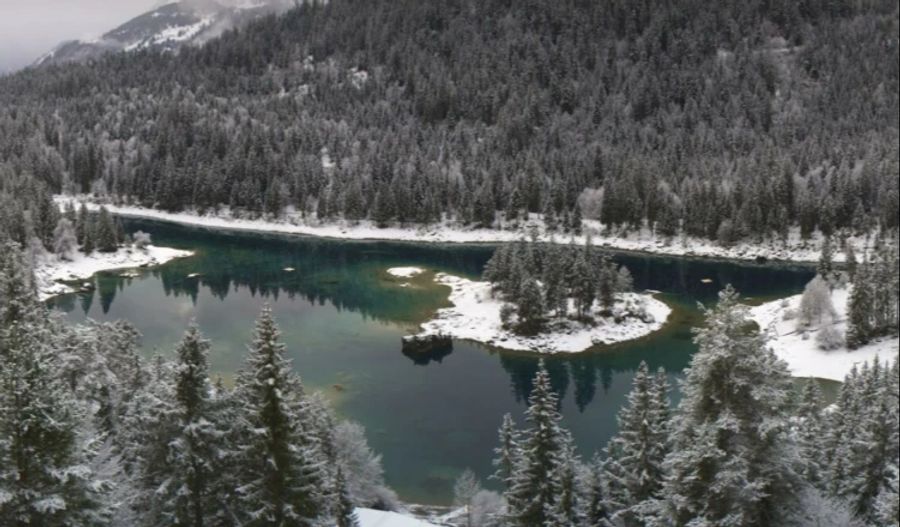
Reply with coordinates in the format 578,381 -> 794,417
0,0 -> 156,73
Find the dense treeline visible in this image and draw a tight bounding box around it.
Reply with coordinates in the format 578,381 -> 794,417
0,0 -> 897,243
0,245 -> 393,526
482,287 -> 900,527
483,238 -> 638,333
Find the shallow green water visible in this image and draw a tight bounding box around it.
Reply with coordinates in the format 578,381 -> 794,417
49,219 -> 817,504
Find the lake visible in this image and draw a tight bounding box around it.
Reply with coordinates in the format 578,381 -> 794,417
48,219 -> 816,504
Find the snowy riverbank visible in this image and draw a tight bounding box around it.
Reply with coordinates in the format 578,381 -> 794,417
750,288 -> 899,381
356,508 -> 440,527
34,244 -> 194,300
394,268 -> 672,353
57,196 -> 856,264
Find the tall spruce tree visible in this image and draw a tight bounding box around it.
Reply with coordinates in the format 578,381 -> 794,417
505,361 -> 576,527
232,305 -> 328,526
162,323 -> 227,527
0,245 -> 108,526
604,362 -> 670,526
661,285 -> 801,526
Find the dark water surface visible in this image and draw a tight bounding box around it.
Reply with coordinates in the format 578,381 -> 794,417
49,219 -> 816,504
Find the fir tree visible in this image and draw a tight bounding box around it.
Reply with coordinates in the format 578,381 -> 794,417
817,235 -> 835,284
661,285 -> 801,526
232,305 -> 327,526
795,379 -> 825,485
516,277 -> 545,335
0,246 -> 108,526
94,207 -> 118,253
335,467 -> 359,527
505,361 -> 574,527
162,323 -> 227,527
604,362 -> 670,526
846,261 -> 874,348
584,455 -> 611,527
492,413 -> 520,490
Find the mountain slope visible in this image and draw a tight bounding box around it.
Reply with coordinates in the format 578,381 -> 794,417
34,0 -> 293,67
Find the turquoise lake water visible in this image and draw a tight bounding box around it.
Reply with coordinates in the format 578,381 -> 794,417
48,219 -> 816,504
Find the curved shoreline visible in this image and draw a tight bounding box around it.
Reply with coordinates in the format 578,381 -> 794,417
750,287 -> 899,381
57,196 -> 841,267
35,244 -> 194,301
398,270 -> 673,354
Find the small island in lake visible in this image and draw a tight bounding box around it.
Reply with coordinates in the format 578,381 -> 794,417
394,239 -> 671,353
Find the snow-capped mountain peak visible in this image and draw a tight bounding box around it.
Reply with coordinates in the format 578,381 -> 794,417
34,0 -> 294,67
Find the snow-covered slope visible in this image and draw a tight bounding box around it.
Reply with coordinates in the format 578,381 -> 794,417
750,287 -> 899,381
34,0 -> 293,67
356,508 -> 440,527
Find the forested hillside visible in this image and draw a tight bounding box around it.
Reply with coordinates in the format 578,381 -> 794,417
1,0 -> 898,246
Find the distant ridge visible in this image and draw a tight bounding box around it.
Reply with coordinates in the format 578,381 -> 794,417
33,0 -> 294,67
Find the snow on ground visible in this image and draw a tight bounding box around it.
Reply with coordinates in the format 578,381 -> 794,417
356,508 -> 440,527
415,273 -> 672,353
387,266 -> 425,278
750,287 -> 899,381
34,244 -> 194,301
57,196 -> 854,264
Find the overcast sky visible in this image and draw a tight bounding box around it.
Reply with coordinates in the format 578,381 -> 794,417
0,0 -> 157,73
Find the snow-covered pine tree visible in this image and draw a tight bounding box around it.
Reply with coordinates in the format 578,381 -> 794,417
817,235 -> 835,285
516,276 -> 545,334
661,285 -> 801,526
158,323 -> 229,527
492,413 -> 520,491
569,249 -> 595,318
118,355 -> 180,520
584,455 -> 611,527
831,357 -> 899,523
875,463 -> 899,526
335,467 -> 360,527
795,379 -> 825,485
603,361 -> 670,527
94,207 -> 119,253
232,304 -> 328,526
505,361 -> 575,527
0,245 -> 108,525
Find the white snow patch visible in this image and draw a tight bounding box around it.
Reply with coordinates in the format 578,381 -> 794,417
34,244 -> 193,301
387,267 -> 425,279
356,508 -> 439,527
55,196 -> 857,264
750,287 -> 900,381
415,273 -> 671,353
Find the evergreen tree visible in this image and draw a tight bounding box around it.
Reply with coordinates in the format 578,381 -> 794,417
604,362 -> 670,526
584,455 -> 611,527
161,323 -> 227,527
94,207 -> 118,253
505,361 -> 573,527
516,277 -> 545,334
0,246 -> 108,526
795,379 -> 825,485
232,305 -> 327,526
661,285 -> 801,526
492,413 -> 520,490
335,468 -> 359,527
846,261 -> 874,348
817,235 -> 835,284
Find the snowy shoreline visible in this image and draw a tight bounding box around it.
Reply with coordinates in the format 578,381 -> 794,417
35,244 -> 194,301
57,196 -> 849,265
401,270 -> 672,353
749,288 -> 899,381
